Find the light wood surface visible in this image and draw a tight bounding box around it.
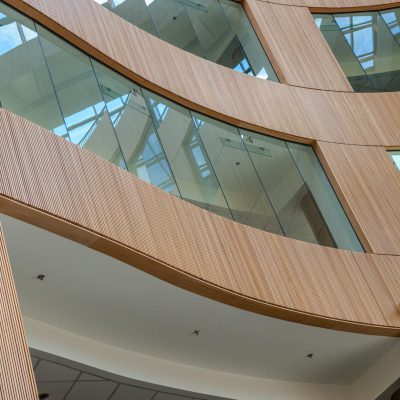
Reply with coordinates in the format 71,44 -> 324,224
244,0 -> 353,91
258,0 -> 400,12
0,109 -> 399,336
4,0 -> 400,148
0,224 -> 37,400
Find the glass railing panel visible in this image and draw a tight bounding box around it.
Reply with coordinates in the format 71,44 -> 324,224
95,0 -> 279,81
145,0 -> 206,58
36,25 -> 126,168
388,150 -> 400,171
142,90 -> 233,219
239,130 -> 335,246
286,142 -> 364,252
315,9 -> 400,92
192,112 -> 283,234
0,4 -> 67,136
183,0 -> 250,75
219,0 -> 278,80
92,61 -> 180,195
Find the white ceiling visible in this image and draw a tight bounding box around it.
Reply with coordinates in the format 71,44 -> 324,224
1,213 -> 398,385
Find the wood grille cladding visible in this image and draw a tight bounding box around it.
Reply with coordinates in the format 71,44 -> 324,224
257,0 -> 400,12
4,0 -> 400,146
0,224 -> 37,400
0,109 -> 399,336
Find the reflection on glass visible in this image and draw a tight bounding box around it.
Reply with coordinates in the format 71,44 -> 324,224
314,14 -> 370,91
220,0 -> 277,80
240,130 -> 335,247
193,113 -> 283,233
388,150 -> 400,171
146,0 -> 205,57
92,61 -> 179,193
97,0 -> 278,80
315,9 -> 400,92
0,0 -> 363,250
0,4 -> 66,135
36,26 -> 126,167
287,142 -> 363,252
381,9 -> 400,44
143,90 -> 232,218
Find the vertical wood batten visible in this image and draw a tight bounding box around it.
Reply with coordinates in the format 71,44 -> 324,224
245,0 -> 353,91
0,224 -> 37,400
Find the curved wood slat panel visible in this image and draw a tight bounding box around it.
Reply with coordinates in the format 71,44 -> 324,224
5,0 -> 400,147
257,0 -> 400,12
0,109 -> 399,336
0,224 -> 37,400
244,0 -> 352,91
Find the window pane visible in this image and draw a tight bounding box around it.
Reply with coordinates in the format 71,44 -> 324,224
143,90 -> 232,219
36,26 -> 126,167
184,0 -> 250,73
219,0 -> 277,80
0,4 -> 66,136
146,0 -> 206,57
92,61 -> 179,194
314,14 -> 370,92
193,112 -> 282,233
335,12 -> 400,91
315,10 -> 400,92
240,130 -> 335,247
286,142 -> 364,252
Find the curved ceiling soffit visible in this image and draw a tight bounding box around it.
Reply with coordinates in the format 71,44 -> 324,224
0,109 -> 399,337
4,0 -> 400,147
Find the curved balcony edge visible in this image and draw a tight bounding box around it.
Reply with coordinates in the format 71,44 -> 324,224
0,109 -> 399,336
259,0 -> 400,13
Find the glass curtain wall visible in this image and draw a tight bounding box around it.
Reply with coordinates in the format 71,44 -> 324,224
315,10 -> 400,92
0,1 -> 363,251
93,0 -> 278,81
